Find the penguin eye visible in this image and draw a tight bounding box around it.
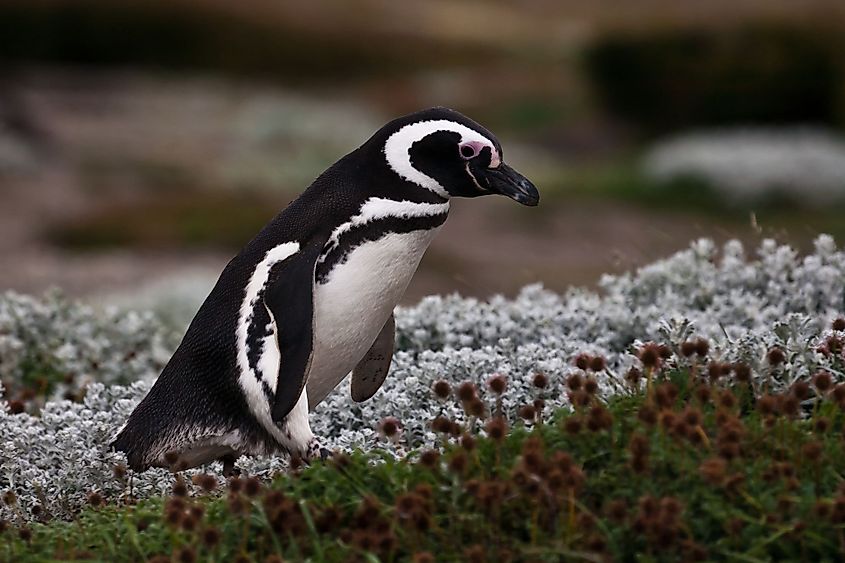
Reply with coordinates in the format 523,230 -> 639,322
459,142 -> 481,160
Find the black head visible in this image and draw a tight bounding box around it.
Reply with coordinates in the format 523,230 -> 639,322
374,107 -> 539,206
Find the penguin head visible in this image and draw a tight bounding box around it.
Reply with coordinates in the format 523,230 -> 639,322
381,107 -> 539,206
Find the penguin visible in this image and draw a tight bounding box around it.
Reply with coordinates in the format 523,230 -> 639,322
111,107 -> 539,474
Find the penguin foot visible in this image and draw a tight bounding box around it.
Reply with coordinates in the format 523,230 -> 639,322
305,438 -> 331,462
221,454 -> 241,478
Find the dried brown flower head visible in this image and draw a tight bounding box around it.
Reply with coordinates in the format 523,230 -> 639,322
467,398 -> 486,418
571,390 -> 591,407
699,457 -> 727,486
191,474 -> 217,493
487,373 -> 507,395
625,368 -> 642,387
680,340 -> 697,357
564,416 -> 582,435
419,449 -> 440,469
87,491 -> 104,508
707,362 -> 723,381
228,476 -> 244,494
655,382 -> 678,409
767,347 -> 786,366
112,464 -> 127,481
638,343 -> 662,368
757,394 -> 777,415
814,371 -> 833,392
733,363 -> 752,382
518,404 -> 536,422
244,477 -> 262,497
606,499 -> 628,523
457,381 -> 477,402
180,514 -> 198,532
464,544 -> 486,563
718,390 -> 737,410
485,417 -> 508,441
448,451 -> 468,474
683,408 -> 702,427
432,380 -> 451,399
566,372 -> 583,391
187,505 -> 204,522
802,441 -> 823,461
638,404 -> 658,426
532,372 -> 549,389
792,381 -> 810,400
227,493 -> 247,516
201,527 -> 221,548
175,547 -> 197,563
574,353 -> 591,371
378,417 -> 401,438
171,476 -> 188,497
815,416 -> 831,433
431,415 -> 452,434
165,508 -> 183,527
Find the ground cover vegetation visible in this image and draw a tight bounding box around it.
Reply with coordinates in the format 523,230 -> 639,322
2,237 -> 845,559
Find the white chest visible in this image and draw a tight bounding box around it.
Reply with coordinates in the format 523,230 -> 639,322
306,227 -> 441,406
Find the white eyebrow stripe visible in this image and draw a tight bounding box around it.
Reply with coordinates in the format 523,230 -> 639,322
384,119 -> 499,195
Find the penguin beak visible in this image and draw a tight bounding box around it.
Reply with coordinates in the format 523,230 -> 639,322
477,162 -> 540,206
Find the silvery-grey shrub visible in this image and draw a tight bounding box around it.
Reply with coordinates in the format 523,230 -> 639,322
2,236 -> 844,521
643,128 -> 845,206
0,290 -> 176,403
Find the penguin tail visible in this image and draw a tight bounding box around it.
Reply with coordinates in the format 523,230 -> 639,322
110,425 -> 150,473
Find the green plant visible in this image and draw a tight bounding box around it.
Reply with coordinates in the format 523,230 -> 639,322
584,24 -> 845,133
5,345 -> 845,561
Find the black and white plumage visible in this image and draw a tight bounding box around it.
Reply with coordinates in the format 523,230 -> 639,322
111,107 -> 539,473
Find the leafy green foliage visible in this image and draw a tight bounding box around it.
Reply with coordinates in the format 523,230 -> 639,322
5,359 -> 845,561
0,1 -> 485,80
584,24 -> 845,133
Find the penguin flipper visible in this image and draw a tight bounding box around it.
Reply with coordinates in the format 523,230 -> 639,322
264,240 -> 323,424
350,313 -> 395,402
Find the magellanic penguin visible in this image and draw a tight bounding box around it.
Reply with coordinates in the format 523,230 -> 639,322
111,107 -> 539,474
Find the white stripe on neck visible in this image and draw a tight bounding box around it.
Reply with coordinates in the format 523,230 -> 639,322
318,197 -> 449,264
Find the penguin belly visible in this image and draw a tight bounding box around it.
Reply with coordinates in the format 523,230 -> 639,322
307,227 -> 441,407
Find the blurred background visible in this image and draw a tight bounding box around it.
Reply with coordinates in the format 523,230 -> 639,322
2,0 -> 845,325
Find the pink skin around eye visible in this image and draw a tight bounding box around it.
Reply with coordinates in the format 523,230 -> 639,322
459,141 -> 500,167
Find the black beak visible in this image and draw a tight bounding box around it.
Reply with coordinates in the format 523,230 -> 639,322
477,162 -> 540,206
